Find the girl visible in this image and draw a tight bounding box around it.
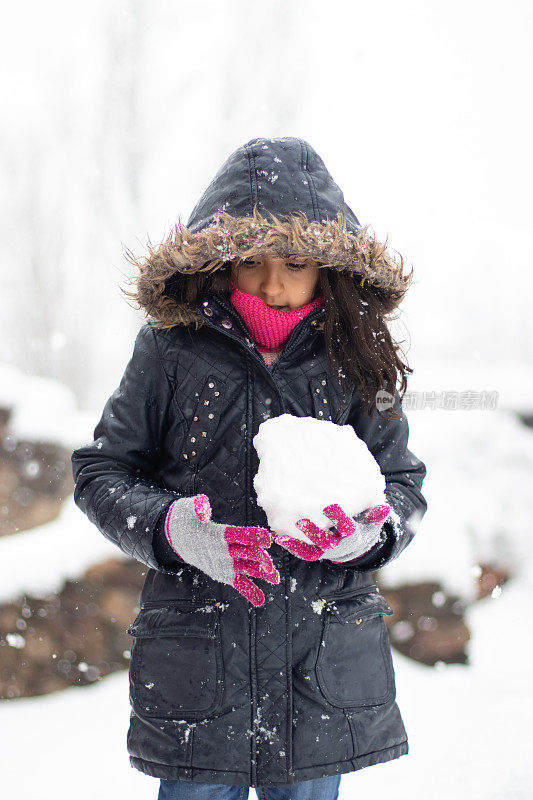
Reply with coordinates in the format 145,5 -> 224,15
71,136 -> 427,800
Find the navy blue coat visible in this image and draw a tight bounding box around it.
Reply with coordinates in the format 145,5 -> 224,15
71,137 -> 427,788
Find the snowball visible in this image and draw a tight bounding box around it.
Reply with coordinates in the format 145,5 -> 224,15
252,414 -> 386,543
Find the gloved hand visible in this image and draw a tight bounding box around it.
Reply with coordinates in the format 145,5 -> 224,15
165,494 -> 280,606
273,502 -> 391,563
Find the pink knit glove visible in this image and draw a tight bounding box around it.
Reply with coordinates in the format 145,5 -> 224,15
273,502 -> 391,563
165,494 -> 280,607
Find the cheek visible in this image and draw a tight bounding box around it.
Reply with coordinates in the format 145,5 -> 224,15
230,268 -> 246,290
233,273 -> 252,291
296,271 -> 319,296
288,279 -> 315,305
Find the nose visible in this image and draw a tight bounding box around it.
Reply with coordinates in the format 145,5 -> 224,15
260,265 -> 284,298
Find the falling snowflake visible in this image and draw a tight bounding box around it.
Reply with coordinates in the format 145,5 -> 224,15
6,633 -> 25,649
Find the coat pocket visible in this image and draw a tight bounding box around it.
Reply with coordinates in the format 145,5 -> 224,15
127,601 -> 223,720
315,588 -> 395,709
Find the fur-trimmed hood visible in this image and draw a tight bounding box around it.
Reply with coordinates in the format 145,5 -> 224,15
124,137 -> 412,327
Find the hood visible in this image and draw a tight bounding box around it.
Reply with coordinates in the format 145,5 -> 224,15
186,135 -> 362,234
126,137 -> 412,327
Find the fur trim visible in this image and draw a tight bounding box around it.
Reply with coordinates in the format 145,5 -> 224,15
122,207 -> 413,329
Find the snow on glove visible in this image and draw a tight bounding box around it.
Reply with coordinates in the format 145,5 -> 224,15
165,494 -> 280,607
274,502 -> 390,563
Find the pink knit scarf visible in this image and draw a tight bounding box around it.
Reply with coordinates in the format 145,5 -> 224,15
230,281 -> 324,352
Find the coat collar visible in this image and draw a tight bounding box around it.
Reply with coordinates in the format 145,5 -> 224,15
196,291 -> 326,357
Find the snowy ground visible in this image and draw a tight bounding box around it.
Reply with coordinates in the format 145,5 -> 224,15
1,568 -> 531,800
0,495 -> 127,604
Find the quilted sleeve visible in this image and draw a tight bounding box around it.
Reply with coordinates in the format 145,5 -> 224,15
71,325 -> 186,572
342,389 -> 428,572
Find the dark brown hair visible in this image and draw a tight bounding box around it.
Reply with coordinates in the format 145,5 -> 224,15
317,266 -> 411,420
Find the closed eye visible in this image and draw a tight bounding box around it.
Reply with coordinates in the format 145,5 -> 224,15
240,259 -> 308,270
287,262 -> 308,270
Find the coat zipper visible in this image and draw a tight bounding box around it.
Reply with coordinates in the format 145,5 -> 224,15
197,294 -> 324,784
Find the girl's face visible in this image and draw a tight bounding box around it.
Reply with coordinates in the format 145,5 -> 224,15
230,254 -> 320,311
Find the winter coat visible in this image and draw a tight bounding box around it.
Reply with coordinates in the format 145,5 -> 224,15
71,137 -> 427,788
